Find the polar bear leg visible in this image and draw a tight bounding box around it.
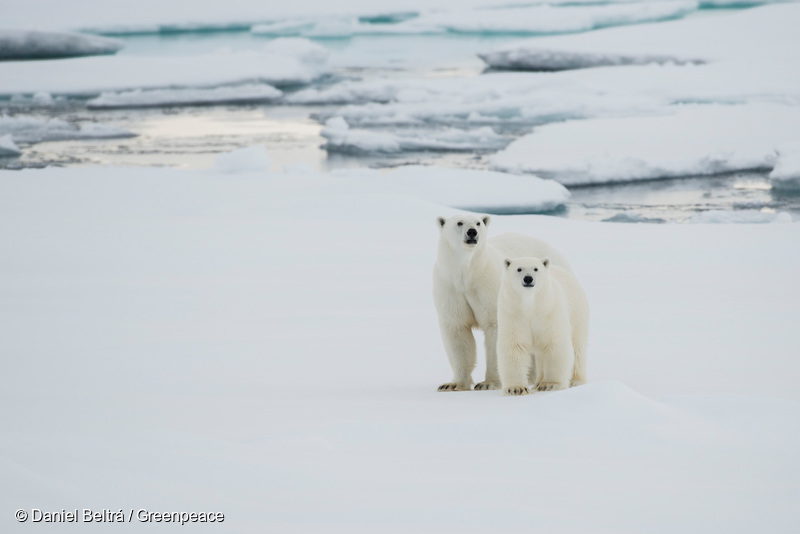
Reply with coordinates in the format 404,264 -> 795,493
475,324 -> 501,390
535,338 -> 573,391
438,323 -> 476,391
498,335 -> 532,396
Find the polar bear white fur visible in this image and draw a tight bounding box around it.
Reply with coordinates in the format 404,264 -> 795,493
497,257 -> 589,395
433,215 -> 573,391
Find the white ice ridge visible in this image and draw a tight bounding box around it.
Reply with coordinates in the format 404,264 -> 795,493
87,84 -> 282,109
480,3 -> 800,70
320,117 -> 509,153
0,135 -> 21,157
769,142 -> 800,191
0,29 -> 123,60
251,1 -> 697,38
490,104 -> 800,185
0,38 -> 329,97
0,116 -> 135,145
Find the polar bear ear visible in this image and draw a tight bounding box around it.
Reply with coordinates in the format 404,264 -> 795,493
542,257 -> 550,269
482,215 -> 491,227
504,258 -> 512,269
437,216 -> 446,229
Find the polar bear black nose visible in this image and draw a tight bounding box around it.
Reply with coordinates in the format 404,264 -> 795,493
466,228 -> 477,237
523,275 -> 533,285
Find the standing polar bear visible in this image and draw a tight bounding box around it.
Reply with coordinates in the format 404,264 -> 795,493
498,257 -> 589,395
433,214 -> 573,391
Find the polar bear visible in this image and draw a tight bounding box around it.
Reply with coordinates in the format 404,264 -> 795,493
433,214 -> 573,391
497,257 -> 589,395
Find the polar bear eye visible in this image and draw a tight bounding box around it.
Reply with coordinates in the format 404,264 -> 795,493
517,268 -> 522,272
457,222 -> 463,226
534,268 -> 538,272
476,222 -> 481,226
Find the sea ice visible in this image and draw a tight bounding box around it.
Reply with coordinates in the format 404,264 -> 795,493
0,135 -> 21,157
87,84 -> 283,109
252,2 -> 697,38
0,29 -> 122,60
0,38 -> 330,97
320,117 -> 509,153
769,142 -> 800,191
290,56 -> 800,130
0,116 -> 135,145
480,3 -> 800,70
490,104 -> 800,185
1,163 -> 798,533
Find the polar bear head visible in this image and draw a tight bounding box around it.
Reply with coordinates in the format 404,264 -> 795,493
437,214 -> 491,250
504,257 -> 550,290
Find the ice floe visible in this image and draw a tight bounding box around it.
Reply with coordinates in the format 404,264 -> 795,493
252,2 -> 696,38
0,29 -> 122,60
0,135 -> 21,157
0,115 -> 135,145
320,117 -> 509,153
490,104 -> 800,185
770,142 -> 800,191
481,3 -> 800,70
87,84 -> 283,109
0,38 -> 330,98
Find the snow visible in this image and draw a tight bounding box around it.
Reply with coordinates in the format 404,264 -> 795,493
86,84 -> 283,109
769,142 -> 800,191
490,104 -> 800,185
252,2 -> 697,38
0,135 -> 21,157
1,163 -> 799,533
0,29 -> 122,60
0,39 -> 330,97
211,146 -> 272,174
320,117 -> 509,153
0,116 -> 135,145
480,3 -> 800,70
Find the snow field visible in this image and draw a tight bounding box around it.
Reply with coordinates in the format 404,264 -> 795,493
1,162 -> 798,532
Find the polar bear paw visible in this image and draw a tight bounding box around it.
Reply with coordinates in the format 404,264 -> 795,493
504,386 -> 530,396
536,382 -> 567,392
474,381 -> 500,391
438,382 -> 471,392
